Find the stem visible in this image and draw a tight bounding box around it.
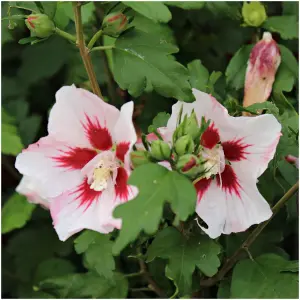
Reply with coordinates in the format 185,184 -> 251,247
90,45 -> 114,52
55,27 -> 77,43
131,287 -> 153,292
200,181 -> 299,287
72,2 -> 102,98
124,271 -> 145,278
138,257 -> 166,298
87,29 -> 103,49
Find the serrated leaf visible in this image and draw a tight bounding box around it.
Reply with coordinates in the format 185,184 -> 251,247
112,164 -> 197,254
2,193 -> 35,234
245,102 -> 279,117
231,254 -> 299,298
187,59 -> 209,92
2,123 -> 23,155
123,1 -> 171,23
225,44 -> 253,90
112,29 -> 194,102
263,16 -> 298,40
165,1 -> 205,10
148,112 -> 170,133
281,260 -> 299,273
147,227 -> 221,295
74,230 -> 115,278
40,272 -> 128,299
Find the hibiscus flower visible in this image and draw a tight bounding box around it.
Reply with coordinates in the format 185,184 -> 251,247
158,89 -> 282,238
15,85 -> 137,241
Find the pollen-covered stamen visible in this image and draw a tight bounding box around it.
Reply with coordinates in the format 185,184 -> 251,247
201,144 -> 225,180
89,158 -> 119,192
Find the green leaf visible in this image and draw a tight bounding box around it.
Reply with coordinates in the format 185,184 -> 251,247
282,260 -> 299,273
231,254 -> 299,298
148,112 -> 170,133
112,29 -> 194,102
282,2 -> 299,19
147,227 -> 221,295
123,2 -> 171,23
18,37 -> 39,44
2,193 -> 35,234
40,272 -> 128,298
112,164 -> 197,254
53,2 -> 70,29
2,108 -> 16,124
244,102 -> 279,117
74,230 -> 115,278
34,258 -> 76,283
165,1 -> 205,10
37,2 -> 57,19
263,16 -> 298,40
217,278 -> 231,298
187,59 -> 209,92
205,2 -> 242,20
9,1 -> 39,13
59,2 -> 95,24
277,160 -> 298,186
2,123 -> 24,155
225,44 -> 253,90
19,115 -> 42,146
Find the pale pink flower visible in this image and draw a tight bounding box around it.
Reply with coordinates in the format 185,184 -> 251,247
162,89 -> 282,238
15,85 -> 137,241
243,32 -> 281,110
16,176 -> 49,209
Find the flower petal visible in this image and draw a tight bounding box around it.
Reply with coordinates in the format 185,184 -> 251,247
16,176 -> 50,209
15,136 -> 84,198
196,165 -> 272,239
48,85 -> 120,149
50,184 -> 121,241
219,114 -> 281,177
114,167 -> 137,203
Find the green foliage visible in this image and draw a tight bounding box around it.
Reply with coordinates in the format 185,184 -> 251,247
148,112 -> 170,133
74,230 -> 115,278
113,163 -> 197,254
187,59 -> 210,92
231,254 -> 299,298
147,227 -> 221,295
112,29 -> 194,102
263,16 -> 299,40
2,193 -> 35,234
165,1 -> 205,10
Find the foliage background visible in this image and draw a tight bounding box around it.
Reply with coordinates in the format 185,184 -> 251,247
1,1 -> 299,299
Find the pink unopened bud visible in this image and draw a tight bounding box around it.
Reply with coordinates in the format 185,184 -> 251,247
285,155 -> 299,169
243,32 -> 281,111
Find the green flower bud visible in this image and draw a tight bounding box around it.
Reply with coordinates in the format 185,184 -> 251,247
130,150 -> 151,168
102,12 -> 128,36
174,112 -> 199,142
176,154 -> 202,178
25,14 -> 55,38
150,140 -> 171,161
242,2 -> 267,27
175,135 -> 194,156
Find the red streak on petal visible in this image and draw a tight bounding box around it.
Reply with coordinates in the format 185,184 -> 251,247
116,142 -> 130,163
115,167 -> 129,202
73,178 -> 101,209
201,123 -> 220,149
194,178 -> 212,203
217,165 -> 241,198
182,157 -> 197,172
52,147 -> 97,170
222,139 -> 251,162
83,114 -> 113,150
27,16 -> 37,28
107,14 -> 123,23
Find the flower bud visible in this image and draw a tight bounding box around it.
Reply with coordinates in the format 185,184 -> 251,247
242,2 -> 267,27
102,12 -> 128,36
176,154 -> 202,178
174,112 -> 199,141
130,150 -> 151,168
243,32 -> 281,114
175,135 -> 194,156
150,140 -> 171,161
25,14 -> 55,38
285,155 -> 299,169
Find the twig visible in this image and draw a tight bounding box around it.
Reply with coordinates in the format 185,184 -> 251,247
200,181 -> 299,287
138,258 -> 166,298
72,2 -> 102,98
130,287 -> 153,292
124,271 -> 145,278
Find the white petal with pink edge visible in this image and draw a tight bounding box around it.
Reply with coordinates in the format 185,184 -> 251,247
50,185 -> 122,241
15,136 -> 90,198
48,85 -> 120,150
16,176 -> 50,209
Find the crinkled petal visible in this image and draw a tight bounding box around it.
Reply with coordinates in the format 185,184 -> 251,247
220,114 -> 281,178
50,183 -> 121,241
16,176 -> 50,209
48,85 -> 120,149
196,165 -> 272,238
15,136 -> 86,198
